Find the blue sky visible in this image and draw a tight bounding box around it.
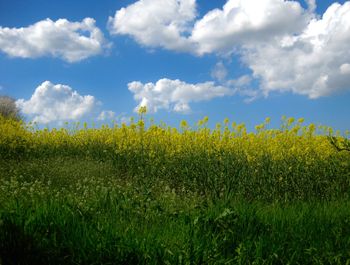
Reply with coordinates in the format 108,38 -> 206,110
0,0 -> 349,131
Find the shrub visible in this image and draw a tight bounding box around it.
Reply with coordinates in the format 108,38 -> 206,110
0,96 -> 21,121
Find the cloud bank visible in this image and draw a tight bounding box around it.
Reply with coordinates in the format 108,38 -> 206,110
111,0 -> 350,99
0,18 -> 110,62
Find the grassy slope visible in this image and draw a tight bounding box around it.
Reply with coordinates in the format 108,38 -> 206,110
1,157 -> 350,264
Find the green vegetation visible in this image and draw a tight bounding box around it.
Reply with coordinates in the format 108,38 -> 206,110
0,114 -> 350,264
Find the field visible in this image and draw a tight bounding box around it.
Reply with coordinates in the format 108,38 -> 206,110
1,114 -> 350,264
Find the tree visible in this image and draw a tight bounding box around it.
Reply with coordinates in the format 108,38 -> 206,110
0,96 -> 21,121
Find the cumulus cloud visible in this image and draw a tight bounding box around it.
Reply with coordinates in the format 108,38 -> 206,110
0,18 -> 110,62
108,0 -> 196,52
241,2 -> 350,98
109,0 -> 309,55
128,78 -> 233,113
111,0 -> 350,99
16,81 -> 97,123
190,0 -> 309,55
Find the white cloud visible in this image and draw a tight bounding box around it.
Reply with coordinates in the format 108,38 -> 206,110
190,0 -> 309,55
111,0 -> 350,99
16,81 -> 97,123
340,63 -> 350,75
108,0 -> 196,52
98,110 -> 117,121
241,2 -> 350,98
225,75 -> 260,102
211,61 -> 228,82
128,78 -> 233,113
227,75 -> 252,88
306,0 -> 317,12
0,18 -> 110,62
98,110 -> 131,124
109,0 -> 310,55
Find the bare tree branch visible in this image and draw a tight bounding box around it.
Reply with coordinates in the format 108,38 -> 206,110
0,96 -> 22,121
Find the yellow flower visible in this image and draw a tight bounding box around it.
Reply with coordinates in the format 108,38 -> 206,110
138,106 -> 147,115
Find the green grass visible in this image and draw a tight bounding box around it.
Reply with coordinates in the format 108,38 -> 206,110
1,156 -> 350,264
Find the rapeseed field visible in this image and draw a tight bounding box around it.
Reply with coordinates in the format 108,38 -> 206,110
0,112 -> 349,264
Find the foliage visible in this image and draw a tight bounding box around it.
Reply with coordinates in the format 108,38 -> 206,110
0,114 -> 350,264
329,135 -> 350,152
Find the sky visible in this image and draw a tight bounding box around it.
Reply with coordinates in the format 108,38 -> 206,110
0,0 -> 349,131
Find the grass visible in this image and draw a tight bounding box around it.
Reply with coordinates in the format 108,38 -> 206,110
1,156 -> 350,264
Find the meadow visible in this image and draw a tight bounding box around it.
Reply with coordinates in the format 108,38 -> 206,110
0,112 -> 350,264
